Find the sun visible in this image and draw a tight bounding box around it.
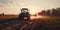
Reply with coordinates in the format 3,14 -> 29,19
29,8 -> 42,14
28,7 -> 39,14
21,6 -> 41,14
29,9 -> 36,14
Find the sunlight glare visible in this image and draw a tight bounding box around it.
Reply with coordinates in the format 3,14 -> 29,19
21,6 -> 41,14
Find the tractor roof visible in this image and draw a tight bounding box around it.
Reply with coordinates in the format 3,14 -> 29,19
21,8 -> 28,10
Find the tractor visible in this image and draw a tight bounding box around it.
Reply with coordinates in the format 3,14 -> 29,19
19,8 -> 30,21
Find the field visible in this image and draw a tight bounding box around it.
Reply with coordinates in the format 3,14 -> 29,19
0,15 -> 60,30
0,15 -> 18,20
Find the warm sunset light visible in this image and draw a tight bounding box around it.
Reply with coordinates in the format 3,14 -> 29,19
30,15 -> 42,19
0,0 -> 60,30
0,0 -> 60,14
29,7 -> 42,14
30,15 -> 50,20
21,6 -> 41,14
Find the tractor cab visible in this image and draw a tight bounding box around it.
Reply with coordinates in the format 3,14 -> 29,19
21,8 -> 29,13
19,8 -> 30,20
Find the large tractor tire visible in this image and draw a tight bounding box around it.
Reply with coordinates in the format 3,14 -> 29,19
19,13 -> 30,20
19,13 -> 24,20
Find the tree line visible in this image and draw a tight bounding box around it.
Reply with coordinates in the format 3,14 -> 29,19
38,7 -> 60,16
0,13 -> 4,16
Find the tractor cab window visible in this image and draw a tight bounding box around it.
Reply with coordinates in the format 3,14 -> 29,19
21,10 -> 28,13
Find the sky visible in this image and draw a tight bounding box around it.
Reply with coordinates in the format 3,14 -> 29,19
0,0 -> 60,14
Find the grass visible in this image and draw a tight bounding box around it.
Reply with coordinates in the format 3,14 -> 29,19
0,15 -> 18,20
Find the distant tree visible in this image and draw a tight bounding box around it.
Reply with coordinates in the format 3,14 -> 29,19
40,10 -> 45,15
51,8 -> 58,16
45,9 -> 51,16
2,13 -> 4,15
38,12 -> 41,15
56,7 -> 60,16
56,7 -> 60,11
38,10 -> 45,15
